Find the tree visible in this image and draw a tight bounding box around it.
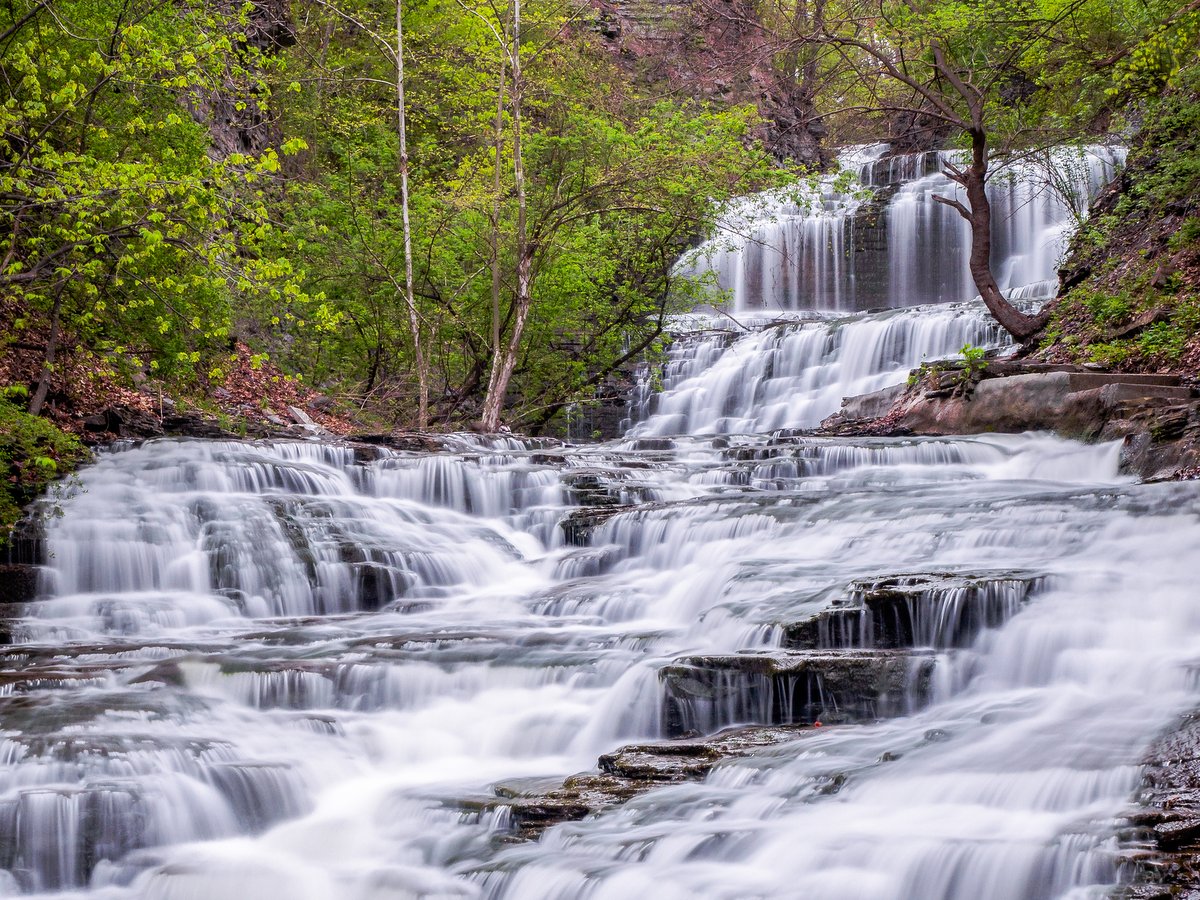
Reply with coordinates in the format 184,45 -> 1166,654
781,0 -> 1192,341
477,0 -> 529,432
396,0 -> 429,428
273,0 -> 779,431
0,0 -> 308,409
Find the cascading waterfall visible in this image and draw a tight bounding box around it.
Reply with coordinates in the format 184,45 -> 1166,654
678,144 -> 1124,313
632,144 -> 1124,436
2,430 -> 1197,899
3,144 -> 1197,900
627,300 -> 1005,435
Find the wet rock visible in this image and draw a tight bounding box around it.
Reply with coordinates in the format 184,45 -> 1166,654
1119,406 -> 1200,482
350,443 -> 384,464
345,433 -> 448,453
561,471 -> 627,507
559,506 -> 630,547
160,413 -> 236,440
81,405 -> 165,440
659,650 -> 934,737
598,742 -> 721,782
490,723 -> 820,840
1,515 -> 44,564
1124,710 -> 1200,895
0,564 -> 41,604
782,571 -> 1042,651
626,438 -> 675,452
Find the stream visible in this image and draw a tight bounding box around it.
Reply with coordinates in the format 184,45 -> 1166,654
2,145 -> 1195,900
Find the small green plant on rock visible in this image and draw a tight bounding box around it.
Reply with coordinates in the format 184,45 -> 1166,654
906,345 -> 989,399
959,344 -> 988,380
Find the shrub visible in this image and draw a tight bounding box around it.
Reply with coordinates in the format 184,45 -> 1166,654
0,389 -> 90,544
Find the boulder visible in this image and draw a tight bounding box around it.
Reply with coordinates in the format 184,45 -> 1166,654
0,565 -> 41,604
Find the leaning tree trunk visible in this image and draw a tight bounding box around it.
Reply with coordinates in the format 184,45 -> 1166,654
29,286 -> 65,417
942,130 -> 1050,343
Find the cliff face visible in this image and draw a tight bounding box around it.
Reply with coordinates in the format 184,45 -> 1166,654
587,0 -> 828,168
193,0 -> 296,158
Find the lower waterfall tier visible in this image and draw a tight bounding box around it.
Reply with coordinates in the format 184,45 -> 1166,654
0,432 -> 1195,898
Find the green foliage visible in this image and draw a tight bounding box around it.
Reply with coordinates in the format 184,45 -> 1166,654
1048,55 -> 1200,370
906,345 -> 988,395
1080,288 -> 1134,325
1170,217 -> 1200,251
959,343 -> 988,379
0,0 -> 311,388
1086,341 -> 1134,367
7,0 -> 1193,431
266,0 -> 780,428
1137,321 -> 1189,360
0,389 -> 88,540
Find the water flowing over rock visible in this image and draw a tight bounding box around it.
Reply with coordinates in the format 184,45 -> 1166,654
2,141 -> 1196,898
627,300 -> 1006,435
0,425 -> 1197,898
677,145 -> 1123,314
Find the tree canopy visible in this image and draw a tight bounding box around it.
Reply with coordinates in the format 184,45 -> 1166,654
2,0 -> 1198,431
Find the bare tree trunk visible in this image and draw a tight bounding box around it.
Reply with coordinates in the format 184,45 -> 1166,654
29,285 -> 65,417
481,0 -> 529,432
490,54 -> 506,362
396,0 -> 429,428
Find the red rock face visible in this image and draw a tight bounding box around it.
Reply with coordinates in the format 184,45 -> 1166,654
586,0 -> 828,167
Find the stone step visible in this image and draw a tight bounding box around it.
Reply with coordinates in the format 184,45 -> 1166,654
659,650 -> 933,738
1065,372 -> 1183,391
783,571 -> 1042,651
1097,383 -> 1194,402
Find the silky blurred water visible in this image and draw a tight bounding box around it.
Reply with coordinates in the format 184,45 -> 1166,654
1,426 -> 1196,899
3,140 -> 1191,900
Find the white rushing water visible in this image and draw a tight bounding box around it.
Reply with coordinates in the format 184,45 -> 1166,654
3,142 -> 1193,900
677,145 -> 1124,313
2,430 -> 1198,899
626,300 -> 1006,435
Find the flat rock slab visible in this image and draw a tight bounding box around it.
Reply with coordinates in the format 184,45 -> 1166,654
488,723 -> 820,841
824,368 -> 1200,459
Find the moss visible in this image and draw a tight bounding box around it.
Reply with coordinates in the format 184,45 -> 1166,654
0,388 -> 90,546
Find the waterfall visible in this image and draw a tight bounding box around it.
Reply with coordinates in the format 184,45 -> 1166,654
3,140 -> 1196,900
627,301 -> 1005,435
678,144 -> 1123,313
4,432 -> 1196,900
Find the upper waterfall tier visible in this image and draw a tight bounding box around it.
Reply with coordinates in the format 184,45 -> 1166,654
676,145 -> 1124,313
